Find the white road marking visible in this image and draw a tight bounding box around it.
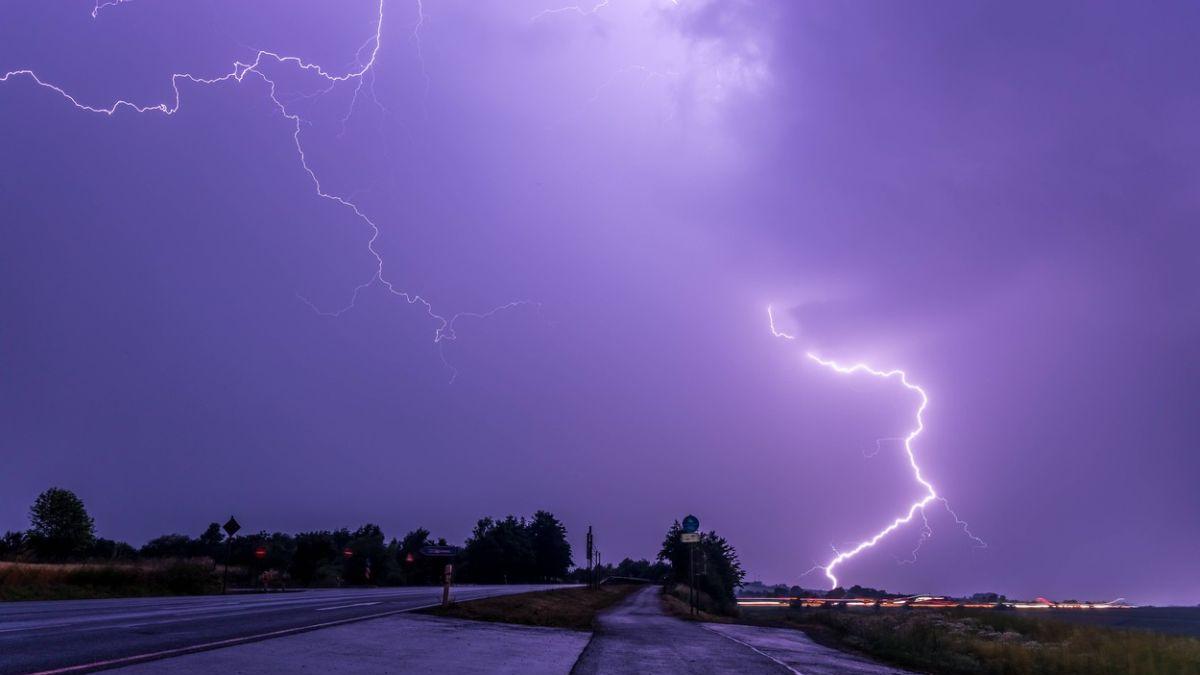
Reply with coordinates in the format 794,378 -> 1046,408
701,624 -> 805,675
27,602 -> 443,675
314,602 -> 382,612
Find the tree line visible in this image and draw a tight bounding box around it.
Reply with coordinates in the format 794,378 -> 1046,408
0,488 -> 577,586
2,487 -> 748,610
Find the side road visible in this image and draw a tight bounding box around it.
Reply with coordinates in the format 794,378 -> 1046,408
570,586 -> 792,674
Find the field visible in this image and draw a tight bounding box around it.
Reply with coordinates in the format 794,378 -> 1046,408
423,584 -> 638,630
1042,607 -> 1200,638
0,559 -> 219,600
738,605 -> 1200,675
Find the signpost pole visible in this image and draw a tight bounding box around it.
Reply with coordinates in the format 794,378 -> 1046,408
416,545 -> 461,606
221,516 -> 241,595
222,538 -> 231,595
691,540 -> 700,614
680,514 -> 700,616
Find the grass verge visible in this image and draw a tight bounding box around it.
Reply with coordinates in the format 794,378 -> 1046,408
739,605 -> 1200,675
0,559 -> 219,600
660,583 -> 735,622
422,584 -> 639,631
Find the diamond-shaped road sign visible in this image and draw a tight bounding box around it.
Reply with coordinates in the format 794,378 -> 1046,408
223,516 -> 241,537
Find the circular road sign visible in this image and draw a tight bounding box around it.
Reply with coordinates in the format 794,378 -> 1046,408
682,514 -> 700,534
254,546 -> 267,559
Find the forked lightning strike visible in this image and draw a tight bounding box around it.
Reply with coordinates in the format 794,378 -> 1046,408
2,0 -> 534,372
767,306 -> 984,588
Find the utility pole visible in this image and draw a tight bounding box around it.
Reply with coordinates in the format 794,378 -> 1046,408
586,526 -> 594,589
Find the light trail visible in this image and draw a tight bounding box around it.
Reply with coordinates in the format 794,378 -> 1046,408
2,1 -> 534,374
766,306 -> 984,588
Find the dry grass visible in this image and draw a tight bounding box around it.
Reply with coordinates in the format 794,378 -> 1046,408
423,584 -> 639,631
661,583 -> 735,622
0,559 -> 219,600
739,605 -> 1200,675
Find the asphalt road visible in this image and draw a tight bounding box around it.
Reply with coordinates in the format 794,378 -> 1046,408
571,587 -> 912,675
571,586 -> 791,674
0,584 -> 563,674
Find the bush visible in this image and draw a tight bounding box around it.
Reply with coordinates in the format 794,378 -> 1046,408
0,559 -> 218,600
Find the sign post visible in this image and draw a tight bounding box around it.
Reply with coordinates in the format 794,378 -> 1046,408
420,545 -> 461,607
254,544 -> 267,590
681,515 -> 700,615
221,516 -> 241,595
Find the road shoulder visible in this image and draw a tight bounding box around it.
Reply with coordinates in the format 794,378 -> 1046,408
703,623 -> 917,675
111,613 -> 590,674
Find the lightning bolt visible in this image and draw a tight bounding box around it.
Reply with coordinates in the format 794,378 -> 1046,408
91,0 -> 133,19
767,306 -> 984,588
588,65 -> 678,104
2,0 -> 536,378
530,0 -> 612,22
530,0 -> 680,23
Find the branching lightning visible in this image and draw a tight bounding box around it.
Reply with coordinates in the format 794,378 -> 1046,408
2,0 -> 535,377
91,0 -> 133,19
530,0 -> 679,23
767,306 -> 985,588
530,0 -> 612,22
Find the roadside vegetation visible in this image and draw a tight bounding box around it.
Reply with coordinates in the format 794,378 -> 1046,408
1,486 -> 579,600
0,559 -> 215,601
739,605 -> 1200,675
658,521 -> 745,617
425,584 -> 639,630
2,486 -> 752,616
661,582 -> 733,622
427,519 -> 749,628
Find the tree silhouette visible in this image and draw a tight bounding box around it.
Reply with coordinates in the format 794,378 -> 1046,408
529,510 -> 573,581
27,487 -> 95,560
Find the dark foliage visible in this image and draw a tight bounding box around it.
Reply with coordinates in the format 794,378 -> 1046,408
27,488 -> 95,560
461,511 -> 573,583
570,557 -> 671,584
658,521 -> 745,614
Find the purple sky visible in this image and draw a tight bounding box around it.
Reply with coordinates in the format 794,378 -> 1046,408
2,1 -> 1197,605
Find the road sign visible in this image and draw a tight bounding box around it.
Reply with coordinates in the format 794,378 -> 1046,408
682,514 -> 699,534
343,547 -> 354,559
420,545 -> 461,557
680,532 -> 700,543
223,516 -> 241,537
442,563 -> 454,607
254,545 -> 267,559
